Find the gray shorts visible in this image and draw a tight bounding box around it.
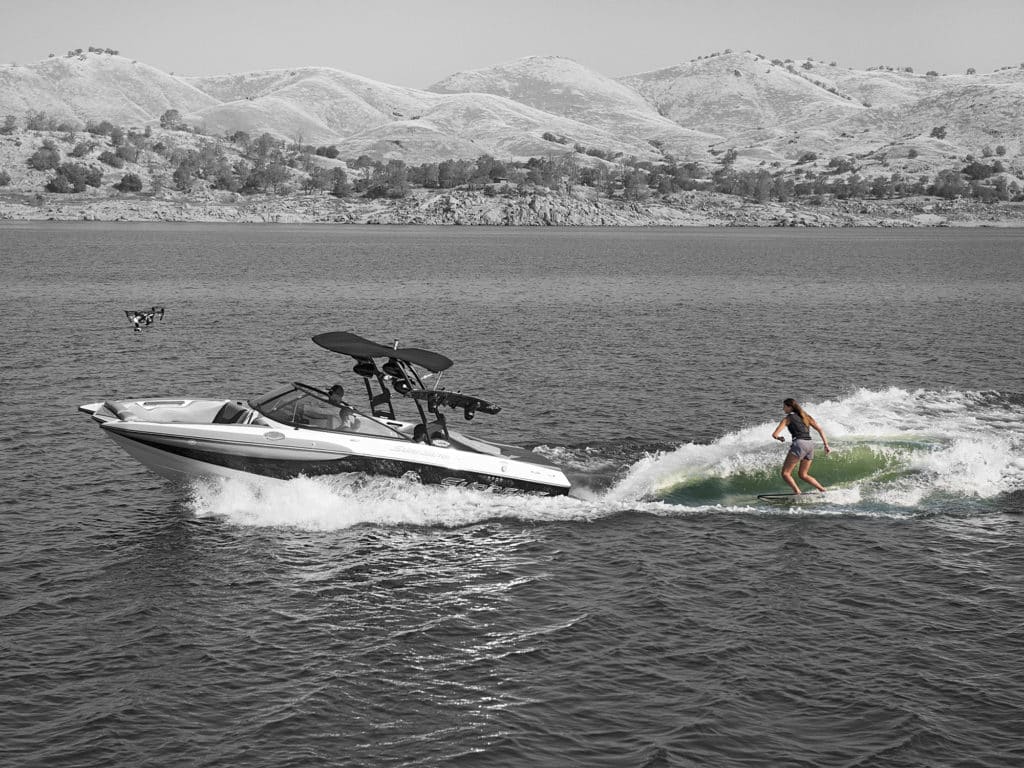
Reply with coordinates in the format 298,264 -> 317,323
788,439 -> 815,461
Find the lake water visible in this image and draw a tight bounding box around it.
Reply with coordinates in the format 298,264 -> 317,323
2,223 -> 1023,767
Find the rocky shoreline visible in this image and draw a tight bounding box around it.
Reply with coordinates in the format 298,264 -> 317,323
2,188 -> 1024,227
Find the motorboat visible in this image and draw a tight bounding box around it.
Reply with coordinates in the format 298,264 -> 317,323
79,332 -> 571,496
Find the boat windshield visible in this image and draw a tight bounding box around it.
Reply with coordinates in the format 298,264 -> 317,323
251,385 -> 405,439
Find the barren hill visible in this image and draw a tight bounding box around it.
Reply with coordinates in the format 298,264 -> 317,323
621,52 -> 862,143
183,67 -> 432,143
0,55 -> 661,163
619,51 -> 1024,165
184,67 -> 664,162
429,55 -> 721,156
0,49 -> 1021,172
0,52 -> 217,126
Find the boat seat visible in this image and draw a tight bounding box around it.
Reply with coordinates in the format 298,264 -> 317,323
104,401 -> 141,421
213,401 -> 250,424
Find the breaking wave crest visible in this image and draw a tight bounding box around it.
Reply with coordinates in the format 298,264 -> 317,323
611,388 -> 1024,509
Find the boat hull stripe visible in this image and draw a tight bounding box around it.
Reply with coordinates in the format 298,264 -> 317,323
112,431 -> 570,496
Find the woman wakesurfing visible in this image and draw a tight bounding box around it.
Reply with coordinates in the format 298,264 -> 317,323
771,398 -> 831,494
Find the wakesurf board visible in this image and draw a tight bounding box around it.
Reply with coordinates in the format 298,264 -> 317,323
757,492 -> 827,504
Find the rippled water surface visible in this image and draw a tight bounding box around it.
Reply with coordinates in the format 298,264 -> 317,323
2,224 -> 1023,767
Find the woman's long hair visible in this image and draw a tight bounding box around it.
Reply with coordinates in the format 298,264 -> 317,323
784,398 -> 811,426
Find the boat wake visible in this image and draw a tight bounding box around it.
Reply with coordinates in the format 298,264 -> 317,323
611,387 -> 1024,511
187,388 -> 1024,528
186,472 -> 658,529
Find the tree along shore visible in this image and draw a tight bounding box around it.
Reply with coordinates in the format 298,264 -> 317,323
3,187 -> 1023,227
2,117 -> 1023,227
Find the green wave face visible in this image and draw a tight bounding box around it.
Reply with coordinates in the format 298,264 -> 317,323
659,444 -> 912,505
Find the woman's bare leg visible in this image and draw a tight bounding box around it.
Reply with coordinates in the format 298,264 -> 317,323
781,453 -> 801,493
798,459 -> 826,492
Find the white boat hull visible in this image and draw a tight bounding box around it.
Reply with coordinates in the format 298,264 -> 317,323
87,403 -> 571,495
104,429 -> 264,484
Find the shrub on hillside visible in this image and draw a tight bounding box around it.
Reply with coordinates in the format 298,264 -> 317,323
172,163 -> 195,191
929,126 -> 947,139
931,169 -> 966,199
113,173 -> 143,192
363,183 -> 389,199
115,144 -> 138,163
252,133 -> 281,160
908,148 -> 919,159
45,173 -> 73,193
0,169 -> 11,186
86,120 -> 116,137
25,111 -> 58,131
70,140 -> 95,158
301,167 -> 329,193
870,175 -> 890,198
98,150 -> 124,168
80,164 -> 104,188
209,163 -> 241,192
159,109 -> 183,130
1,115 -> 17,135
28,142 -> 61,171
962,161 -> 994,180
827,156 -> 856,173
46,162 -> 103,192
363,159 -> 410,199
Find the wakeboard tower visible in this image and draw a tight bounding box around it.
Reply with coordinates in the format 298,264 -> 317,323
80,331 -> 571,496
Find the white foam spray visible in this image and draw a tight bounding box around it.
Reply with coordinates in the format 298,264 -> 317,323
187,474 -> 690,530
609,387 -> 1024,508
186,389 -> 1024,528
